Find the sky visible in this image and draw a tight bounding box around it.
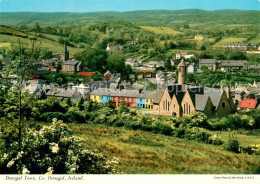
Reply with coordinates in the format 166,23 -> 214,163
0,0 -> 259,12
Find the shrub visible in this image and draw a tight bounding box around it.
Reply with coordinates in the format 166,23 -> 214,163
224,139 -> 240,153
0,119 -> 118,174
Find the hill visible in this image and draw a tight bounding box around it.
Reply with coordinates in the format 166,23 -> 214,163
69,123 -> 260,174
0,10 -> 259,28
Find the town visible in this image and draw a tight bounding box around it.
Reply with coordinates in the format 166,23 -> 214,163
0,7 -> 259,175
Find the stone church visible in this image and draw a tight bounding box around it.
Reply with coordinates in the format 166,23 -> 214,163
153,60 -> 236,118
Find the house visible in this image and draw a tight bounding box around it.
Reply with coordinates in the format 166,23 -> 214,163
62,60 -> 82,73
199,59 -> 217,71
125,58 -> 143,67
223,43 -> 248,50
156,70 -> 166,83
219,60 -> 247,72
144,61 -> 165,68
153,60 -> 235,117
22,80 -> 42,95
46,88 -> 82,100
195,34 -> 204,41
248,65 -> 260,74
187,62 -> 195,73
104,70 -> 112,79
72,83 -> 90,100
237,99 -> 258,110
106,44 -> 124,53
176,53 -> 195,60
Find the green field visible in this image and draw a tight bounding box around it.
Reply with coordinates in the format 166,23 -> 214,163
213,37 -> 248,47
68,123 -> 260,174
141,26 -> 183,36
0,34 -> 82,54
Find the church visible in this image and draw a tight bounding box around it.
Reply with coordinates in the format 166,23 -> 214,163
153,60 -> 236,118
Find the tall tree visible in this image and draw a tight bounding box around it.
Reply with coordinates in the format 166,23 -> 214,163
2,38 -> 40,150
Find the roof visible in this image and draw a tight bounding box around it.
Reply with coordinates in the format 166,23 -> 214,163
195,94 -> 210,111
219,60 -> 246,67
199,59 -> 216,64
63,60 -> 80,65
238,99 -> 258,109
204,88 -> 224,107
79,72 -> 94,77
178,60 -> 186,67
2,58 -> 11,65
30,74 -> 40,79
153,90 -> 164,104
248,65 -> 260,70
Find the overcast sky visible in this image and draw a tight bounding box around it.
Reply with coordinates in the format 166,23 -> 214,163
0,0 -> 259,12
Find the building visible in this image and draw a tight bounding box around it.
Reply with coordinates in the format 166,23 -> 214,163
187,62 -> 195,73
62,60 -> 82,73
153,60 -> 235,117
195,34 -> 204,41
46,88 -> 83,100
248,65 -> 260,74
223,43 -> 256,51
219,60 -> 247,72
144,61 -> 165,68
79,72 -> 94,77
106,44 -> 124,53
125,58 -> 143,67
237,99 -> 258,110
72,83 -> 90,100
176,53 -> 195,60
199,59 -> 217,71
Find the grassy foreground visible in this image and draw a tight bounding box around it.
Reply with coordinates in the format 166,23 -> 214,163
68,123 -> 260,174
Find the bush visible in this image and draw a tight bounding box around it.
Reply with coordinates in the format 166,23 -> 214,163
224,139 -> 240,153
0,119 -> 118,174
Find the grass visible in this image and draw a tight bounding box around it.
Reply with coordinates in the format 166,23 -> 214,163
140,26 -> 182,36
68,123 -> 260,174
213,37 -> 248,47
0,34 -> 82,54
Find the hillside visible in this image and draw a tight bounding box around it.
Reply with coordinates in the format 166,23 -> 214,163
0,10 -> 259,28
69,123 -> 260,174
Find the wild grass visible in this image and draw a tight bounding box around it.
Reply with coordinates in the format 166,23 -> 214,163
213,37 -> 248,47
68,123 -> 260,174
140,26 -> 182,36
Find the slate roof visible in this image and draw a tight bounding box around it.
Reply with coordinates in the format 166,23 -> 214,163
238,99 -> 258,109
247,87 -> 260,94
199,59 -> 216,64
63,60 -> 81,65
46,88 -> 82,98
204,88 -> 224,107
248,65 -> 260,70
219,60 -> 246,67
153,90 -> 164,104
195,94 -> 210,111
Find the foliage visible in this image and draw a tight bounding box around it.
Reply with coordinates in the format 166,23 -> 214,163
0,119 -> 118,174
224,139 -> 240,153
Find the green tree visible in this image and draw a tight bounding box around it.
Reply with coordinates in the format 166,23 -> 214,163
228,51 -> 247,60
2,39 -> 40,150
224,139 -> 240,153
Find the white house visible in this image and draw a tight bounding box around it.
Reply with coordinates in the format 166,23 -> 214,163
176,53 -> 195,60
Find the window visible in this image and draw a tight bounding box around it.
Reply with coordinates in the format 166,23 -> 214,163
184,104 -> 186,114
189,105 -> 190,114
168,102 -> 170,111
163,101 -> 165,110
222,102 -> 226,108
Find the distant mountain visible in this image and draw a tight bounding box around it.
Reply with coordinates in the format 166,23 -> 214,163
0,9 -> 259,27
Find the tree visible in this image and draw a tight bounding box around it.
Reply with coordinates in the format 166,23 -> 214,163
215,53 -> 226,60
0,119 -> 118,174
2,39 -> 40,150
74,47 -> 107,72
228,51 -> 247,60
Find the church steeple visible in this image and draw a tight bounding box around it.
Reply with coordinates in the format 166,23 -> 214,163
63,41 -> 69,62
178,59 -> 187,85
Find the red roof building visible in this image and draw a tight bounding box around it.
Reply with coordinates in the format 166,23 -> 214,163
79,72 -> 94,77
238,99 -> 258,109
104,73 -> 111,79
30,74 -> 40,79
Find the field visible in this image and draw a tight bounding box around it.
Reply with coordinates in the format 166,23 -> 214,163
0,34 -> 82,54
140,26 -> 182,36
68,123 -> 260,174
213,37 -> 248,47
